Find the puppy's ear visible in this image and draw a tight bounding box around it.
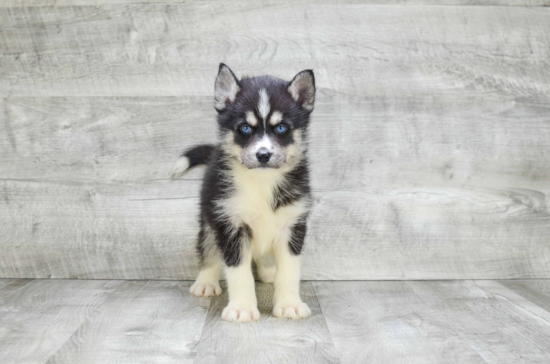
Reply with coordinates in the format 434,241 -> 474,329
288,70 -> 315,111
215,63 -> 240,112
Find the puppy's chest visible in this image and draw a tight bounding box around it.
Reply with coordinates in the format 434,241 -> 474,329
229,172 -> 307,244
232,182 -> 285,228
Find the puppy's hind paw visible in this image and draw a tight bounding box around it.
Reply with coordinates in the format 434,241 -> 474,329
273,300 -> 311,319
190,282 -> 222,297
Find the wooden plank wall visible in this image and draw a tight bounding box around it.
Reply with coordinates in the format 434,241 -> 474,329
1,0 -> 549,280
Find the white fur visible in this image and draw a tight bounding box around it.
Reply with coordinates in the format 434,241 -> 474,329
288,71 -> 315,111
222,162 -> 308,259
283,129 -> 304,170
221,132 -> 244,163
190,225 -> 223,297
272,237 -> 311,319
253,135 -> 274,152
215,66 -> 240,111
269,111 -> 283,126
258,89 -> 271,125
170,156 -> 190,180
190,263 -> 222,297
255,255 -> 277,283
246,111 -> 258,127
222,249 -> 260,323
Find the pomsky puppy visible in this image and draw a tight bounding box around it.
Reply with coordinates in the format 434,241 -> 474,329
171,64 -> 315,323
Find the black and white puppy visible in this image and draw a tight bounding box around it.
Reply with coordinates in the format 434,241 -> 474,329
171,64 -> 315,323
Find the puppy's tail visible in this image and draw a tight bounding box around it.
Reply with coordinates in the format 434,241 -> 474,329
170,144 -> 216,180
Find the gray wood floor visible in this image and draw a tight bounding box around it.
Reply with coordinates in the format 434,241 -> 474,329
1,279 -> 550,364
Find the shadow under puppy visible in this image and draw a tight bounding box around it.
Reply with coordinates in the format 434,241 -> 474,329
171,64 -> 315,323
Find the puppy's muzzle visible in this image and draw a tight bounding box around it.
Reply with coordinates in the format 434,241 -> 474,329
256,148 -> 272,164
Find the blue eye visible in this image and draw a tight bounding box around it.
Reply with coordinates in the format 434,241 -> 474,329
240,125 -> 252,134
275,125 -> 288,134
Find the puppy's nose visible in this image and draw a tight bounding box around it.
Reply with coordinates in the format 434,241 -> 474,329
256,148 -> 272,164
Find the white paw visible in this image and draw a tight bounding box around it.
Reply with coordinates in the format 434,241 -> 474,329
257,265 -> 277,283
190,282 -> 222,297
273,300 -> 311,319
222,304 -> 260,323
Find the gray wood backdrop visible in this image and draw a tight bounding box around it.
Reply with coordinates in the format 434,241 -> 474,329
1,0 -> 549,280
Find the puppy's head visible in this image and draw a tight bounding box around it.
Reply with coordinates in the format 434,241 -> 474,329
214,63 -> 315,170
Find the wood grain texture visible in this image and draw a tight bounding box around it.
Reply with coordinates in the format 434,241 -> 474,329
313,281 -> 486,364
195,282 -> 339,364
499,280 -> 550,313
2,0 -> 549,7
0,4 -> 549,97
0,278 -> 33,300
407,280 -> 550,364
1,93 -> 549,279
46,280 -> 210,364
0,279 -> 122,364
1,2 -> 550,280
474,280 -> 550,326
2,279 -> 550,363
0,179 -> 202,279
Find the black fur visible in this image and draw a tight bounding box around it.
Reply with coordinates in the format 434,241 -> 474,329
183,144 -> 216,168
196,217 -> 207,263
288,217 -> 308,255
272,159 -> 311,211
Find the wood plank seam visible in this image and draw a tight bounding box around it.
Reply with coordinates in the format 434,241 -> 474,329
472,280 -> 550,325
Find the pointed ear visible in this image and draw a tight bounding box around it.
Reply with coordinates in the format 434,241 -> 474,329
288,70 -> 315,111
215,63 -> 240,112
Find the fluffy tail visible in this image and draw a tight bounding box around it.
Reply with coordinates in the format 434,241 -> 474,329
170,144 -> 216,180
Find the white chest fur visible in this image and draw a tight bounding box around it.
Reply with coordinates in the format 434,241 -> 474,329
223,165 -> 308,258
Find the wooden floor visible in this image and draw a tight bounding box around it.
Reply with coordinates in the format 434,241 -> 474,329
1,279 -> 550,363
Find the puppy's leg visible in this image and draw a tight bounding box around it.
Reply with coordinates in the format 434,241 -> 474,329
272,219 -> 311,319
190,223 -> 222,297
190,261 -> 222,297
222,248 -> 259,323
220,225 -> 259,323
254,254 -> 277,284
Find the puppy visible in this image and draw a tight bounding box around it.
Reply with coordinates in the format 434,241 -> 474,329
171,64 -> 315,323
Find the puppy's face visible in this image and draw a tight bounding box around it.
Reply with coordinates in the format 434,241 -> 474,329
214,64 -> 315,170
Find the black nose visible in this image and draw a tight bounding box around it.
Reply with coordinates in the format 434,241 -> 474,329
256,148 -> 272,164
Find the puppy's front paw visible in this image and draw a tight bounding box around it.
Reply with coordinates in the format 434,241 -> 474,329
190,282 -> 222,297
222,304 -> 260,323
273,299 -> 311,319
